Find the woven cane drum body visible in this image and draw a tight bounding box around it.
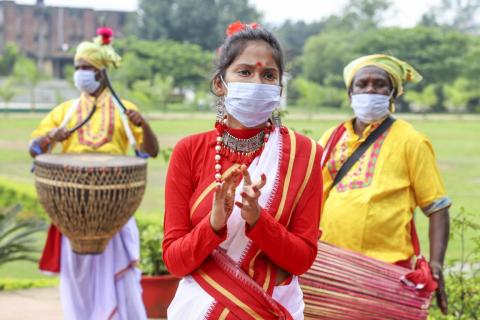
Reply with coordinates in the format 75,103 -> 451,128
300,242 -> 432,320
34,154 -> 147,254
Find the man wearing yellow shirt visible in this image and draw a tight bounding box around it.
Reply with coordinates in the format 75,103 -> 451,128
319,54 -> 450,315
29,28 -> 158,319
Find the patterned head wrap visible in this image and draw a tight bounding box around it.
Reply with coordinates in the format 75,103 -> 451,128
74,27 -> 121,70
343,54 -> 422,97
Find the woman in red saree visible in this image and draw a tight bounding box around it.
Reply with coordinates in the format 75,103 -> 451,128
163,22 -> 323,320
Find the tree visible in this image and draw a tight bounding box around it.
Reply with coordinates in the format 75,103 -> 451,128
297,26 -> 474,111
136,0 -> 261,50
13,57 -> 45,111
110,52 -> 152,88
0,78 -> 17,117
404,85 -> 438,113
422,0 -> 480,33
293,78 -> 348,114
274,20 -> 325,59
129,74 -> 174,111
301,31 -> 357,85
0,43 -> 20,76
443,78 -> 478,112
115,39 -> 212,89
341,0 -> 392,30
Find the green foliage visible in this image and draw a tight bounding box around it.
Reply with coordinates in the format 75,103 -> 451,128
0,178 -> 46,220
137,219 -> 168,276
404,85 -> 439,112
274,20 -> 325,58
429,208 -> 480,319
0,205 -> 46,267
113,39 -> 212,89
13,57 -> 46,111
0,43 -> 20,76
135,0 -> 260,50
293,78 -> 348,114
443,78 -> 479,112
0,278 -> 58,291
301,31 -> 357,85
159,147 -> 173,163
129,75 -> 174,111
341,0 -> 393,30
296,26 -> 480,112
0,77 -> 17,115
425,0 -> 480,33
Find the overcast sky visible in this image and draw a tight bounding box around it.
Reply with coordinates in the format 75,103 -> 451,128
8,0 -> 443,27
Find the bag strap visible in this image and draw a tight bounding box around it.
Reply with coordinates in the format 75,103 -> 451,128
332,117 -> 395,188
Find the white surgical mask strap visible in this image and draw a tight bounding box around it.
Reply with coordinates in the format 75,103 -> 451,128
220,76 -> 228,92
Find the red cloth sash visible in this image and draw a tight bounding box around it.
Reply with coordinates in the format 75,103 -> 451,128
192,249 -> 293,320
38,224 -> 62,273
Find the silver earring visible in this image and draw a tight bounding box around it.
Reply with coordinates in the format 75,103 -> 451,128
273,109 -> 282,127
215,96 -> 225,123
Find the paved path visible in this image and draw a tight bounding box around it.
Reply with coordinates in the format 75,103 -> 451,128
0,287 -> 165,319
0,287 -> 62,320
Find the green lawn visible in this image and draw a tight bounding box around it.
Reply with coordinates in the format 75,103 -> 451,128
0,113 -> 478,279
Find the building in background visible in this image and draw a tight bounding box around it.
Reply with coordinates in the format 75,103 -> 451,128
0,0 -> 132,78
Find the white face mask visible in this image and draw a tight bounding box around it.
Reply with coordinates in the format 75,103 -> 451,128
73,70 -> 101,94
351,93 -> 393,124
222,79 -> 281,128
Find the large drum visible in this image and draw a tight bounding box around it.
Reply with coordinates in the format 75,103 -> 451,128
300,242 -> 432,320
34,154 -> 147,254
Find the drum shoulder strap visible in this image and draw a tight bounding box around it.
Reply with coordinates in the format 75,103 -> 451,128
332,116 -> 395,188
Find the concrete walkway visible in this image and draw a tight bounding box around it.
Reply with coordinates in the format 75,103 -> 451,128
0,287 -> 165,320
0,287 -> 62,320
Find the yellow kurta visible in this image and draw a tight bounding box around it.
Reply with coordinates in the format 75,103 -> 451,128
31,90 -> 143,155
319,118 -> 451,263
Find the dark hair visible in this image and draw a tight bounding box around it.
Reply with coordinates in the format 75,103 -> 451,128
211,26 -> 285,94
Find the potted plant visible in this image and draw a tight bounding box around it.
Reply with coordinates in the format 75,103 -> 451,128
138,219 -> 180,319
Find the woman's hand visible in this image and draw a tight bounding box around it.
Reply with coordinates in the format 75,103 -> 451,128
210,168 -> 240,233
235,165 -> 267,227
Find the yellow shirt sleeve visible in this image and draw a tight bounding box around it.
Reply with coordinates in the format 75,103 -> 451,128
30,101 -> 73,140
406,134 -> 450,213
120,100 -> 145,147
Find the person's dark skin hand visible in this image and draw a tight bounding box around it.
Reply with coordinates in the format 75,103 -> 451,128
48,127 -> 70,142
125,109 -> 144,127
124,109 -> 159,157
430,261 -> 448,314
429,208 -> 450,315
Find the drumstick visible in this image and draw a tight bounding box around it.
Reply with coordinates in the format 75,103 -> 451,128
68,104 -> 97,134
101,68 -> 127,113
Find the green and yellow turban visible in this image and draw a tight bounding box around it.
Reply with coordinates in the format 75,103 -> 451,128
74,27 -> 121,70
343,54 -> 422,97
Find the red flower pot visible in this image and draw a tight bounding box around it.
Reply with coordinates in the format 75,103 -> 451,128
141,274 -> 180,319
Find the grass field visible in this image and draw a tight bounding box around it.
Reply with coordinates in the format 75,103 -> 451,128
0,113 -> 478,280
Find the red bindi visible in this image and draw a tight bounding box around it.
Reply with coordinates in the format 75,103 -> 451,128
256,61 -> 263,67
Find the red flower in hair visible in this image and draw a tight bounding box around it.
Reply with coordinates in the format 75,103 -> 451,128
225,21 -> 259,37
97,27 -> 114,45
